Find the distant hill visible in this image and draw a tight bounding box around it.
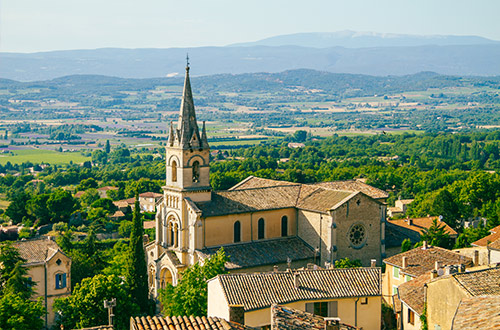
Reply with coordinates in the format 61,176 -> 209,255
2,32 -> 500,81
231,31 -> 500,48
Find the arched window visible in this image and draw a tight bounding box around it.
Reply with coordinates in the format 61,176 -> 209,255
258,218 -> 265,239
234,221 -> 241,243
171,160 -> 177,182
281,215 -> 288,237
192,161 -> 200,182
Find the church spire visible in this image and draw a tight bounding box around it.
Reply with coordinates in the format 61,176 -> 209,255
177,55 -> 202,150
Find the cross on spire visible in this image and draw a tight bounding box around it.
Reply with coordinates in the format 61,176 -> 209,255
186,53 -> 190,70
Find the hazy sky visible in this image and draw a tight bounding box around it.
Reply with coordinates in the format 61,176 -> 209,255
1,0 -> 499,53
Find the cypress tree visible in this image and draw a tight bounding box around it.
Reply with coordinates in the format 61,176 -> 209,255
105,140 -> 111,153
126,194 -> 150,313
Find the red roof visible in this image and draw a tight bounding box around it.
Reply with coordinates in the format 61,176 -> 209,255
139,192 -> 163,198
388,216 -> 458,237
472,225 -> 500,247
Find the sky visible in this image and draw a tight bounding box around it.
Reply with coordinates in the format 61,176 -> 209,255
1,0 -> 500,53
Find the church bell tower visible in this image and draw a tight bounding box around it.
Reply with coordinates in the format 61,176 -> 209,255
164,58 -> 211,202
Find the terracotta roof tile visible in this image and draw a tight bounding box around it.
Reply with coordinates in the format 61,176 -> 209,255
488,237 -> 500,250
213,268 -> 381,311
397,273 -> 432,315
130,315 -> 253,330
97,186 -> 118,191
451,295 -> 500,330
472,224 -> 500,247
12,237 -> 64,264
383,246 -> 472,277
139,192 -> 163,198
271,304 -> 359,330
143,220 -> 156,229
387,216 -> 458,236
197,237 -> 315,269
451,267 -> 500,296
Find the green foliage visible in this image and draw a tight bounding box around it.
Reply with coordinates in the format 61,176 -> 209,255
77,177 -> 98,191
102,241 -> 129,276
118,220 -> 133,238
420,303 -> 428,330
401,238 -> 413,253
69,230 -> 107,288
334,257 -> 362,268
159,248 -> 228,316
5,191 -> 30,224
80,188 -> 100,206
54,274 -> 139,330
420,219 -> 451,249
125,197 -> 150,313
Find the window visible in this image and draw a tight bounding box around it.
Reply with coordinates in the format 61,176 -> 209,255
360,297 -> 368,305
393,266 -> 400,279
348,223 -> 366,248
392,286 -> 398,295
55,273 -> 67,289
258,218 -> 265,239
234,221 -> 241,243
281,216 -> 288,237
171,160 -> 177,182
408,309 -> 415,325
405,275 -> 412,282
305,301 -> 338,317
192,161 -> 200,182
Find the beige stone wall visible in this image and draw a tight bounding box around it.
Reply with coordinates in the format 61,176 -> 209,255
203,208 -> 297,247
401,304 -> 421,330
490,248 -> 500,264
165,148 -> 210,189
334,194 -> 383,266
243,297 -> 381,330
207,278 -> 230,320
297,210 -> 329,265
426,276 -> 469,330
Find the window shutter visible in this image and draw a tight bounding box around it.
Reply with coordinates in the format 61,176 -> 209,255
305,303 -> 314,313
328,301 -> 338,317
62,273 -> 67,288
55,274 -> 60,289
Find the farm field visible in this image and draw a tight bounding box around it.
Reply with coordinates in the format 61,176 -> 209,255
0,148 -> 90,165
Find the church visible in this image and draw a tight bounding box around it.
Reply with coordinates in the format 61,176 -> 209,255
146,62 -> 388,297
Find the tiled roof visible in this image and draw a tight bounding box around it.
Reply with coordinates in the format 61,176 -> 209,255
143,220 -> 156,229
197,237 -> 315,270
271,304 -> 359,330
97,186 -> 118,191
130,315 -> 253,330
397,273 -> 432,315
451,267 -> 500,296
451,295 -> 500,330
387,216 -> 458,236
77,326 -> 113,330
196,178 -> 382,217
383,246 -> 472,277
139,192 -> 163,198
12,237 -> 64,264
213,268 -> 381,311
230,176 -> 388,200
488,237 -> 500,250
472,224 -> 500,247
74,191 -> 85,198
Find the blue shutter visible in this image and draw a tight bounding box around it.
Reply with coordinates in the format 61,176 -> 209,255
55,274 -> 60,289
62,273 -> 67,288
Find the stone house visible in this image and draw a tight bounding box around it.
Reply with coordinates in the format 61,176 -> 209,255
146,63 -> 388,297
207,268 -> 381,330
13,237 -> 71,328
138,192 -> 163,212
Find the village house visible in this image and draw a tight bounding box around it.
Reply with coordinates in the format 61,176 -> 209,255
386,198 -> 413,218
12,237 -> 71,328
96,186 -> 118,198
207,267 -> 381,330
471,224 -> 500,247
271,304 -> 359,330
426,266 -> 500,330
382,243 -> 472,309
488,237 -> 500,264
138,192 -> 163,212
146,63 -> 389,296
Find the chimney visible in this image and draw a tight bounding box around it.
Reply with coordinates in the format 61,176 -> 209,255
324,317 -> 341,330
402,256 -> 408,269
434,261 -> 440,271
228,305 -> 244,325
273,265 -> 279,272
473,250 -> 479,266
430,269 -> 438,280
293,273 -> 299,289
408,218 -> 413,226
422,241 -> 428,250
371,259 -> 377,267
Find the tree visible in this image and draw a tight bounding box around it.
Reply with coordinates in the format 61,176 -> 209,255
77,177 -> 98,191
54,274 -> 139,330
334,257 -> 362,268
420,219 -> 451,249
70,230 -> 107,288
0,242 -> 44,329
5,191 -> 30,224
125,196 -> 150,313
401,238 -> 413,253
47,189 -> 77,223
159,248 -> 228,316
105,140 -> 111,153
80,188 -> 100,207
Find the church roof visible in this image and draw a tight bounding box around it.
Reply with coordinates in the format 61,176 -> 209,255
210,268 -> 381,312
197,237 -> 315,270
195,176 -> 381,217
230,176 -> 389,200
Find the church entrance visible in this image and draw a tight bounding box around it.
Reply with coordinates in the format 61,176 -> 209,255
159,267 -> 174,289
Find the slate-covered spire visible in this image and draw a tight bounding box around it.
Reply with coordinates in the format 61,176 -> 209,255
177,56 -> 202,149
167,121 -> 175,147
